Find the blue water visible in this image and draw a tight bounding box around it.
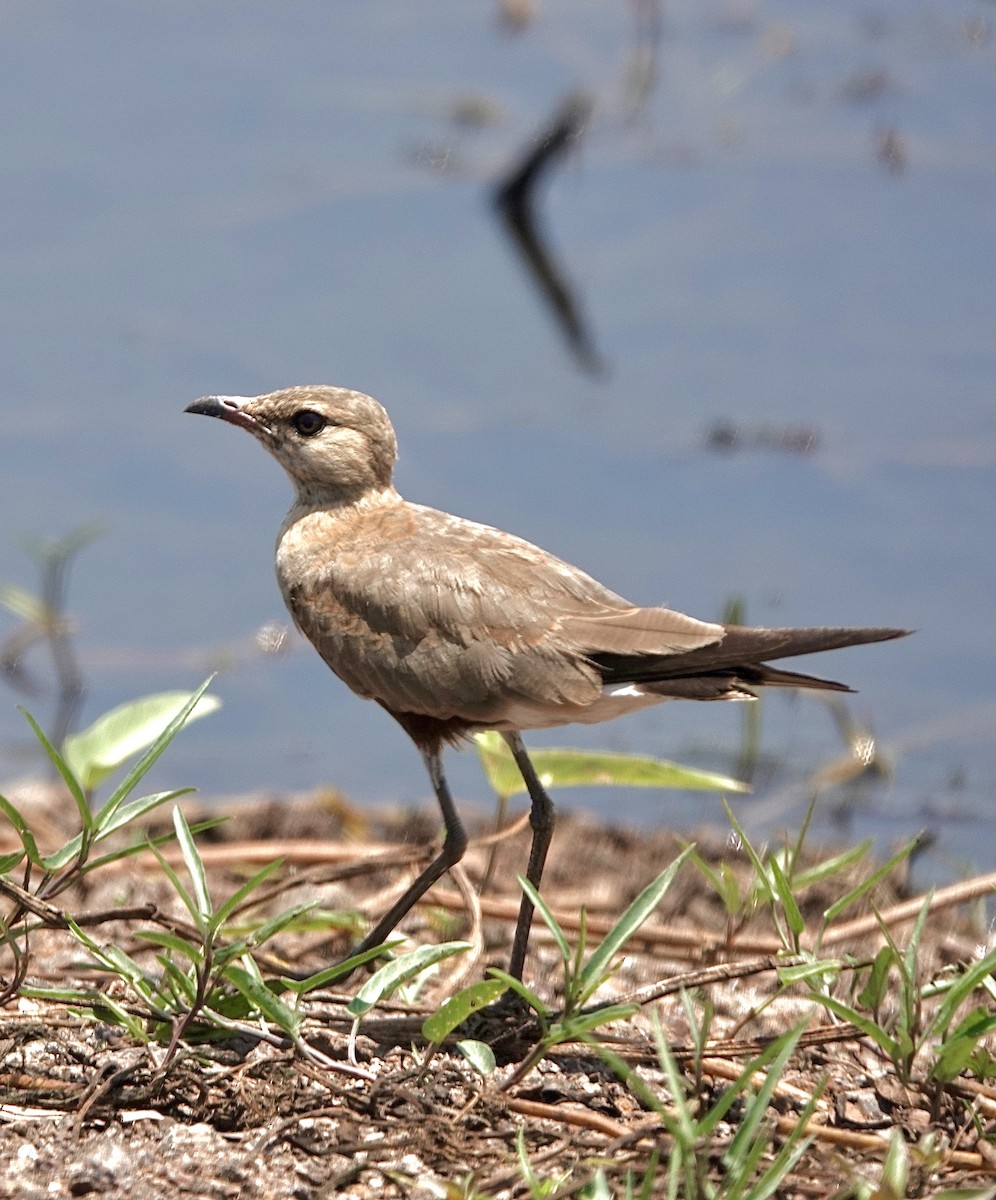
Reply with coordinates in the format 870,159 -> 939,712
1,1 -> 993,877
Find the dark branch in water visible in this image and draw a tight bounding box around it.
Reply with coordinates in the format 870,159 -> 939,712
493,93 -> 605,377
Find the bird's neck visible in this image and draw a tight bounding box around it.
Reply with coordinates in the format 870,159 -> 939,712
289,482 -> 402,518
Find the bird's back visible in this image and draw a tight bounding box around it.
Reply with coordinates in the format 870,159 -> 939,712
275,494 -> 723,728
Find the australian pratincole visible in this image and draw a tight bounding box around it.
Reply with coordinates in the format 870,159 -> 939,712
186,385 -> 909,979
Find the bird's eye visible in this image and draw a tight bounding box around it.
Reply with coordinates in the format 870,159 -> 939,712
293,410 -> 326,437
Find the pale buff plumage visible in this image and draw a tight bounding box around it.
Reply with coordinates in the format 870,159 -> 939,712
186,385 -> 908,979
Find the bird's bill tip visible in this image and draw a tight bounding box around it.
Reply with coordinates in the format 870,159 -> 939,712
185,394 -> 252,417
184,395 -> 265,435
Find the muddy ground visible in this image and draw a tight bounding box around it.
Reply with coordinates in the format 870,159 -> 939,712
1,784 -> 994,1198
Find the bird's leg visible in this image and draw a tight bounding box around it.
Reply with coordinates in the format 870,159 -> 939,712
502,731 -> 556,981
346,748 -> 468,963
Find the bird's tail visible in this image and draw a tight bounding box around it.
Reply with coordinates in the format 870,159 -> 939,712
594,625 -> 911,700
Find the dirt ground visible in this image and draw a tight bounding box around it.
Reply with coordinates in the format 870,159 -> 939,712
1,784 -> 995,1198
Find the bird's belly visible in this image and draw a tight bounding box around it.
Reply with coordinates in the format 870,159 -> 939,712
490,684 -> 670,732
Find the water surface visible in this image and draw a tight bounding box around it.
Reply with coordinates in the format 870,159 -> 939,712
1,1 -> 993,877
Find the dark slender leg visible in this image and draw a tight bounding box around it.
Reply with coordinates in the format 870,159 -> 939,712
503,731 -> 556,981
347,748 -> 468,962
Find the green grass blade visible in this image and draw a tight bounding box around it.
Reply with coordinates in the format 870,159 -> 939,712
173,807 -> 212,925
767,853 -> 805,942
688,847 -> 743,916
486,968 -> 551,1020
723,1023 -> 806,1175
777,959 -> 841,988
147,840 -> 200,928
794,841 -> 872,889
281,941 -> 403,995
210,858 -> 285,928
39,788 -> 196,872
134,929 -> 201,964
95,788 -> 196,842
823,834 -> 923,924
558,1004 -> 638,1040
579,845 -> 694,997
930,1005 -> 996,1083
930,946 -> 996,1035
18,708 -> 90,830
651,1020 -> 698,1141
517,874 -> 571,964
723,799 -> 775,902
744,1084 -> 821,1200
857,945 -> 896,1011
0,792 -> 45,867
79,816 -> 225,877
234,903 -> 316,955
813,994 -> 900,1058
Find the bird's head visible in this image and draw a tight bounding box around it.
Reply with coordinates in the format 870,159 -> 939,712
185,386 -> 398,504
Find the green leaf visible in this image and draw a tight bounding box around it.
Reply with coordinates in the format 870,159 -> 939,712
857,945 -> 896,1011
879,1128 -> 910,1198
346,942 -> 471,1017
281,941 -> 403,995
776,959 -> 842,987
226,961 -> 301,1035
930,1006 -> 996,1083
147,840 -> 200,928
0,849 -> 25,874
928,946 -> 996,1038
79,815 -> 224,877
23,985 -> 150,1040
240,902 -> 317,954
723,1023 -> 807,1172
474,732 -> 748,798
134,929 -> 202,964
64,689 -> 221,792
456,1039 -> 496,1076
39,788 -> 196,872
422,978 -> 509,1043
723,799 -> 776,903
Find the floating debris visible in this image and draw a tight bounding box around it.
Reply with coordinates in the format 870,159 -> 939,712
704,421 -> 819,456
876,126 -> 908,175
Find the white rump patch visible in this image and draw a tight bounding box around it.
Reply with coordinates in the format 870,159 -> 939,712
495,682 -> 669,732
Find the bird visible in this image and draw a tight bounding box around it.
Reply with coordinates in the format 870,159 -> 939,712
185,385 -> 909,979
